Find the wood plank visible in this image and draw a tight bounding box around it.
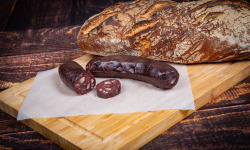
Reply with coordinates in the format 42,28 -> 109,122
0,54 -> 249,149
73,0 -> 111,25
73,0 -> 139,25
5,0 -> 73,31
0,109 -> 63,149
0,130 -> 63,150
0,25 -> 81,57
0,25 -> 84,89
141,104 -> 250,149
0,110 -> 31,134
0,50 -> 84,89
0,0 -> 17,31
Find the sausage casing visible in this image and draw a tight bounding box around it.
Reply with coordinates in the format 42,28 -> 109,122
86,55 -> 179,89
58,61 -> 96,95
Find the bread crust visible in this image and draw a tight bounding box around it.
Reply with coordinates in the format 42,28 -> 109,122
77,0 -> 250,64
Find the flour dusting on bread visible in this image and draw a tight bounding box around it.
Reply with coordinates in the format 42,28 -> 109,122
77,0 -> 250,64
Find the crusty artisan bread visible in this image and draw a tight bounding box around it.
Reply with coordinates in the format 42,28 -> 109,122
77,0 -> 250,64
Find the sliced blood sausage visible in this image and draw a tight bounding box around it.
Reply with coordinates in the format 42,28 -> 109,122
96,79 -> 121,99
86,55 -> 179,89
58,61 -> 96,95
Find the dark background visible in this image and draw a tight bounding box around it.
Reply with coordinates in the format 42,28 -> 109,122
0,0 -> 249,149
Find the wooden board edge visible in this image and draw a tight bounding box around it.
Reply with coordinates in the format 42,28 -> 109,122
118,110 -> 194,150
21,118 -> 81,150
0,98 -> 18,119
0,78 -> 34,118
192,61 -> 250,111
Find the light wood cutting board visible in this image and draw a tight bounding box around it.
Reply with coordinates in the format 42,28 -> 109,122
0,54 -> 249,150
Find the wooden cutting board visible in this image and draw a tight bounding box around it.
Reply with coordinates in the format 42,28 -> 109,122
0,54 -> 249,150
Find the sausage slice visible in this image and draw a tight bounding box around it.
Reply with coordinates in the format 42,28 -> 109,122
96,79 -> 121,99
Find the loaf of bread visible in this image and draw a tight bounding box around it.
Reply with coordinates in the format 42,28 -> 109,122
77,0 -> 250,64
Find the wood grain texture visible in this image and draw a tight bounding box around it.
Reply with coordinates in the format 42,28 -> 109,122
0,0 -> 17,31
4,0 -> 133,30
0,76 -> 249,150
0,50 -> 84,89
73,0 -> 132,25
73,0 -> 108,25
5,0 -> 73,31
0,109 -> 63,150
141,105 -> 250,149
0,25 -> 81,56
0,25 -> 85,89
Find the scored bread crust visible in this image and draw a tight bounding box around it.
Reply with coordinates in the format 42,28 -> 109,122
77,0 -> 250,64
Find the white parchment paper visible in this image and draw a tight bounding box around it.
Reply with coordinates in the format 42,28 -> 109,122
17,64 -> 195,120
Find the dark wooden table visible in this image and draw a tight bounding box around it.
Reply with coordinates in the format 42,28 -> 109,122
1,0 -> 250,149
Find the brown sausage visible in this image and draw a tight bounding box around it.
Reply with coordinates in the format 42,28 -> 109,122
58,61 -> 96,95
86,55 -> 179,89
96,79 -> 121,99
